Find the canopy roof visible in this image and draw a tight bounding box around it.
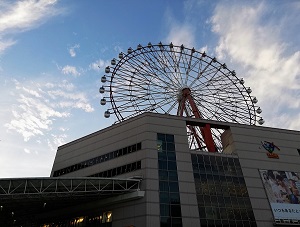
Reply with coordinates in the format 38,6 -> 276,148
0,177 -> 143,226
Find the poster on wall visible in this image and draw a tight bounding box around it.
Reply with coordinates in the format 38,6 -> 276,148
259,170 -> 300,221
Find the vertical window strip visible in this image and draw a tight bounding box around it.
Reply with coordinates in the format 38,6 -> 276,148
157,133 -> 182,227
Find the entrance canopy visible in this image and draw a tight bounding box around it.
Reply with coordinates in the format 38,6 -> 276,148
0,177 -> 143,226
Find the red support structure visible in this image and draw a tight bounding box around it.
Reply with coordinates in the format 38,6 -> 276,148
178,88 -> 216,152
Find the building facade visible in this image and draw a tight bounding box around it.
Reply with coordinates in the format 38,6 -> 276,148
49,112 -> 300,227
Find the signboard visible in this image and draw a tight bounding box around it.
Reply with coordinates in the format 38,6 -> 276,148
261,141 -> 280,159
259,170 -> 300,221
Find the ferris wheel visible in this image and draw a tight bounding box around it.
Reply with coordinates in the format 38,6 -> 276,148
99,42 -> 264,152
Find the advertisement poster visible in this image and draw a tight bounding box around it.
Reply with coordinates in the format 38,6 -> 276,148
259,170 -> 300,220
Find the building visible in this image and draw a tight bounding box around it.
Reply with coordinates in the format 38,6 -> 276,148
1,112 -> 300,227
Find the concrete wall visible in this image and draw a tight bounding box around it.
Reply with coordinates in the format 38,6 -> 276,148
228,124 -> 300,227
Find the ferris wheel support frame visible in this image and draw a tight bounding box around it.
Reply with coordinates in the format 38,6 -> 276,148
177,88 -> 216,152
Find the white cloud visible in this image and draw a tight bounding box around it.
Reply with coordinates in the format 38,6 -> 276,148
165,23 -> 195,47
5,79 -> 94,142
89,59 -> 110,71
0,0 -> 62,54
61,65 -> 81,76
69,44 -> 80,57
163,8 -> 196,47
210,2 -> 300,130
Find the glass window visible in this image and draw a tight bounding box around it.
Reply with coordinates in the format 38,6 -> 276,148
160,181 -> 169,192
160,192 -> 169,204
170,205 -> 181,217
166,134 -> 174,142
192,154 -> 256,226
122,147 -> 128,155
160,204 -> 170,216
137,142 -> 142,150
167,152 -> 176,161
159,160 -> 168,170
171,218 -> 182,227
137,161 -> 141,169
157,133 -> 165,141
160,217 -> 169,227
170,193 -> 180,204
158,152 -> 167,160
168,161 -> 177,171
169,182 -> 179,192
132,144 -> 137,152
159,170 -> 168,181
168,171 -> 178,181
167,143 -> 175,151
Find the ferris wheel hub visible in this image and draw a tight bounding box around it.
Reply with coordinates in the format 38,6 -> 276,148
177,87 -> 191,101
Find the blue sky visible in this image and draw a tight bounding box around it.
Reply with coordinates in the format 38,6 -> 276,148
0,0 -> 299,178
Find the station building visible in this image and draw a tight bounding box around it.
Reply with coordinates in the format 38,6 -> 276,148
1,112 -> 300,227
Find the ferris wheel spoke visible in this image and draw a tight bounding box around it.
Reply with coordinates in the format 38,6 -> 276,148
135,50 -> 182,89
144,48 -> 183,87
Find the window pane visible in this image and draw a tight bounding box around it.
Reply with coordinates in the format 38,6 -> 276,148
159,160 -> 168,170
160,192 -> 169,204
167,143 -> 175,152
170,205 -> 181,217
170,193 -> 180,204
167,152 -> 176,161
157,133 -> 165,141
168,171 -> 178,181
166,134 -> 174,142
160,204 -> 170,216
159,170 -> 168,181
158,152 -> 167,161
160,181 -> 169,192
169,182 -> 179,192
172,218 -> 182,227
168,161 -> 177,171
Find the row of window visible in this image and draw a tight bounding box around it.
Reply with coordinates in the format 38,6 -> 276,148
192,154 -> 240,167
198,206 -> 255,221
197,196 -> 252,209
193,163 -> 243,177
200,219 -> 256,227
89,161 -> 141,178
191,154 -> 256,227
195,182 -> 249,197
194,173 -> 246,184
53,142 -> 141,177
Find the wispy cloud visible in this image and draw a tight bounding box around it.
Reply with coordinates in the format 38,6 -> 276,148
61,65 -> 81,76
210,2 -> 300,130
89,59 -> 110,71
5,79 -> 94,142
0,0 -> 62,54
163,8 -> 196,47
69,44 -> 80,57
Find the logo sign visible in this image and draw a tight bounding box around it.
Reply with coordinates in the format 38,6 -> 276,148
261,141 -> 280,159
